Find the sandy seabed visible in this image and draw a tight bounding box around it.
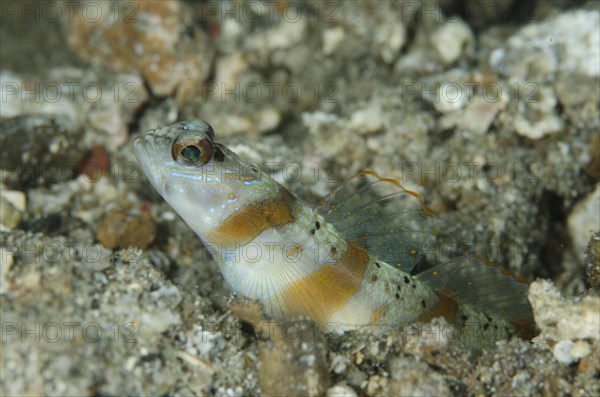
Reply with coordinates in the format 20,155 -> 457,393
1,1 -> 599,396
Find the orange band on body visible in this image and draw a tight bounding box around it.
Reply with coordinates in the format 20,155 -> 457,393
274,243 -> 370,326
206,189 -> 296,247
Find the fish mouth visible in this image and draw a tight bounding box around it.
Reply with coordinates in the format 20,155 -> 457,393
133,128 -> 172,162
132,133 -> 155,168
132,130 -> 172,192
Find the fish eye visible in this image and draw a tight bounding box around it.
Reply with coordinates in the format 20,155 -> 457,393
171,135 -> 214,165
181,145 -> 201,162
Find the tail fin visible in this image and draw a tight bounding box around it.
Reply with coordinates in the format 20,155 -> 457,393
416,256 -> 536,339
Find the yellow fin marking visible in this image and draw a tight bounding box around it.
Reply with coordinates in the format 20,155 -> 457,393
352,170 -> 433,216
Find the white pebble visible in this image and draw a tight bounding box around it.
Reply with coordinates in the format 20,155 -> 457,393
431,19 -> 474,64
1,190 -> 26,211
322,27 -> 346,56
567,184 -> 600,263
349,102 -> 383,134
553,340 -> 592,365
326,384 -> 357,397
433,82 -> 469,113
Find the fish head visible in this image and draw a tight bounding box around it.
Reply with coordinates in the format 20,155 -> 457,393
133,120 -> 275,234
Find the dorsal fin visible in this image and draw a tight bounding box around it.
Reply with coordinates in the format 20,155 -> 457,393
315,170 -> 433,273
416,255 -> 535,334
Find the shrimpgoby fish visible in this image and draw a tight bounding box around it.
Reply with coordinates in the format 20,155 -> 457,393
133,120 -> 535,344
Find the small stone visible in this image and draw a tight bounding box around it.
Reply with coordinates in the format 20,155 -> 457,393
122,212 -> 157,250
330,354 -> 350,374
322,27 -> 346,56
139,310 -> 180,334
375,22 -> 406,64
365,375 -> 387,397
528,279 -> 600,341
553,340 -> 592,365
246,17 -> 308,57
96,208 -> 128,249
255,107 -> 282,133
214,52 -> 249,88
388,356 -> 452,397
83,244 -> 113,272
0,196 -> 22,229
421,69 -> 471,114
206,114 -> 253,137
490,9 -> 600,79
346,366 -> 367,389
513,86 -> 563,140
440,95 -> 506,134
1,190 -> 26,211
258,321 -> 328,397
326,384 -> 357,397
79,146 -> 110,180
66,1 -> 212,96
0,115 -> 85,188
433,82 -> 469,113
585,234 -> 600,290
553,340 -> 575,365
230,300 -> 264,326
555,76 -> 599,128
567,184 -> 600,263
349,102 -> 383,134
354,351 -> 364,365
571,341 -> 592,359
20,270 -> 41,290
1,69 -> 148,151
97,208 -> 156,250
431,19 -> 474,64
0,247 -> 14,273
118,246 -> 142,264
585,133 -> 600,179
0,247 -> 14,294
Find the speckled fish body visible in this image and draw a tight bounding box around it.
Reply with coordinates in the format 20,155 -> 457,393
134,120 -> 534,344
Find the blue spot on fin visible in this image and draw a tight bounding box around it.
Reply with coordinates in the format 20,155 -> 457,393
315,170 -> 432,273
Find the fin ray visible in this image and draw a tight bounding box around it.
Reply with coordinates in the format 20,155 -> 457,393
316,170 -> 432,273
